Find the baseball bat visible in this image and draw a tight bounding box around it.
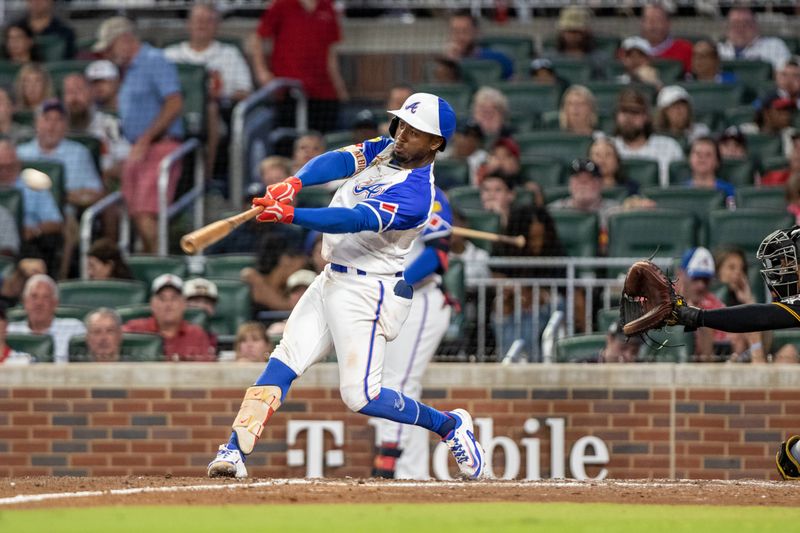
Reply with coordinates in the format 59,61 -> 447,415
452,226 -> 526,248
180,206 -> 264,255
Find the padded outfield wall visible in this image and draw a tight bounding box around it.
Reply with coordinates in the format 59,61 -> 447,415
1,363 -> 798,480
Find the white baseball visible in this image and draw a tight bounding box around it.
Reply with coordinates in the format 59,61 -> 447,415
21,168 -> 52,191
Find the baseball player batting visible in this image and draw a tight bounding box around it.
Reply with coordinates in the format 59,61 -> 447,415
207,93 -> 487,480
372,186 -> 454,479
622,225 -> 800,480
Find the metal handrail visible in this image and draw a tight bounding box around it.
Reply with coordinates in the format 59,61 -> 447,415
157,138 -> 205,256
228,78 -> 307,206
79,191 -> 130,280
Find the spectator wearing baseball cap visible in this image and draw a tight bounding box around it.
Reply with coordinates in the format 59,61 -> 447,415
85,60 -> 120,111
678,246 -> 728,360
550,6 -> 608,78
613,88 -> 685,187
550,158 -> 621,255
599,321 -> 644,364
123,274 -> 215,361
653,85 -> 710,144
746,90 -> 798,158
717,126 -> 748,160
529,58 -> 563,87
617,37 -> 662,89
183,277 -> 219,317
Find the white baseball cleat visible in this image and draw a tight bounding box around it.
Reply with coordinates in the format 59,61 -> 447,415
444,409 -> 487,480
207,444 -> 248,478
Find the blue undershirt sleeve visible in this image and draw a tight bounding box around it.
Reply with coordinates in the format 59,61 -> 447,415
292,204 -> 381,233
403,246 -> 443,285
295,151 -> 356,186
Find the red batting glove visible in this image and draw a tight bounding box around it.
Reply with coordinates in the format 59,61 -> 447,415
266,176 -> 302,204
253,197 -> 295,224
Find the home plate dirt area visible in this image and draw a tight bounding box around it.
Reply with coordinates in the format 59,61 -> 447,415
1,477 -> 799,509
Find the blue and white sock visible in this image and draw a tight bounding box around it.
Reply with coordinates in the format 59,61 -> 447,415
359,387 -> 455,437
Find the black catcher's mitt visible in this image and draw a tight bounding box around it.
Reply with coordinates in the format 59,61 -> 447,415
620,260 -> 685,336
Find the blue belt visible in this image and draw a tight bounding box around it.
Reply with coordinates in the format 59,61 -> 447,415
330,263 -> 403,278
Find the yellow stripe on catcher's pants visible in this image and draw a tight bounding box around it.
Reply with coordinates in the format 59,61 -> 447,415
232,385 -> 282,454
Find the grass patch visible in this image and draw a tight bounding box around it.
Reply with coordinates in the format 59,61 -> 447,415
1,502 -> 795,533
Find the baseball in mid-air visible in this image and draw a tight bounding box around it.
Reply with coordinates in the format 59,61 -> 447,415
21,168 -> 52,191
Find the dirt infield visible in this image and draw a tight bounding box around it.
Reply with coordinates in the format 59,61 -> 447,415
1,477 -> 799,509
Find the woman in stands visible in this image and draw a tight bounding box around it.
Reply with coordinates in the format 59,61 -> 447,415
559,85 -> 599,137
2,24 -> 40,64
588,137 -> 640,195
87,238 -> 133,281
13,63 -> 53,111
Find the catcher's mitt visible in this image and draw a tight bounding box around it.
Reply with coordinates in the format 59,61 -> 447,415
620,260 -> 684,336
776,435 -> 800,480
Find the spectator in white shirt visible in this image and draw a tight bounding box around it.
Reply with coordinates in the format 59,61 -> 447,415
717,6 -> 790,71
613,88 -> 684,187
8,274 -> 86,363
653,85 -> 710,145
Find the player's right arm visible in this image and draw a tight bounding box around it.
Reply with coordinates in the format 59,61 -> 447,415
677,302 -> 800,332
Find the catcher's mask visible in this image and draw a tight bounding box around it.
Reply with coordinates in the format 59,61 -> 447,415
757,226 -> 800,303
388,92 -> 456,152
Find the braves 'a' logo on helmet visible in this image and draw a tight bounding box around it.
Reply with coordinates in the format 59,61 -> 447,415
405,102 -> 420,113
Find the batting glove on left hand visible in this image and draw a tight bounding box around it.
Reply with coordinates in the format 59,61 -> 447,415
252,197 -> 295,224
267,176 -> 302,204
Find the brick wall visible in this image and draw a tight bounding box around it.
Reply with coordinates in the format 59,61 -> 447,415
1,364 -> 798,479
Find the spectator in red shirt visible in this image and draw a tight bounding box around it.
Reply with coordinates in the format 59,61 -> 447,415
640,3 -> 693,73
250,0 -> 348,133
123,274 -> 215,362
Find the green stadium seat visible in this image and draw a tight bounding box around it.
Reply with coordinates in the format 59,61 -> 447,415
0,188 -> 23,241
20,159 -> 65,208
204,254 -> 256,279
744,133 -> 783,160
493,81 -> 561,118
544,185 -> 570,204
679,82 -> 745,115
116,304 -> 152,324
12,110 -> 33,128
555,333 -> 606,363
608,209 -> 696,260
67,134 -> 103,173
434,159 -> 469,190
652,59 -> 684,83
7,332 -> 54,362
641,187 -> 724,245
549,58 -> 592,86
459,58 -> 504,87
176,63 -> 208,138
584,82 -> 657,112
206,278 -> 252,336
667,160 -> 691,185
707,209 -> 794,262
770,329 -> 800,355
7,305 -> 91,322
441,258 -> 466,342
595,307 -> 619,333
620,158 -> 660,188
516,131 -> 593,162
760,155 -> 788,174
45,60 -> 92,96
33,34 -> 67,62
719,60 -> 772,99
722,105 -> 755,127
520,157 -> 565,188
68,333 -> 165,362
323,130 -> 353,150
0,255 -> 14,277
415,83 -> 472,116
58,280 -> 148,308
641,326 -> 694,363
127,255 -> 188,289
296,187 -> 334,208
593,35 -> 621,57
460,208 -> 500,252
735,186 -> 786,210
0,61 -> 21,89
602,186 -> 628,203
447,186 -> 481,213
550,209 -> 598,258
719,158 -> 756,187
477,36 -> 533,71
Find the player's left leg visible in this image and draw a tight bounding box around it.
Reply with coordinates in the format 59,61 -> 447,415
328,276 -> 486,480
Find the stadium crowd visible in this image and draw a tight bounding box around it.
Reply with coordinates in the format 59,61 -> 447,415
1,1 -> 800,365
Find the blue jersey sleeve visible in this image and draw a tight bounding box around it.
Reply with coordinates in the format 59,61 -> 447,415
421,187 -> 453,243
359,168 -> 433,233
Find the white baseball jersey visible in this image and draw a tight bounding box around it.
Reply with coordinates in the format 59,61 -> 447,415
323,137 -> 435,275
